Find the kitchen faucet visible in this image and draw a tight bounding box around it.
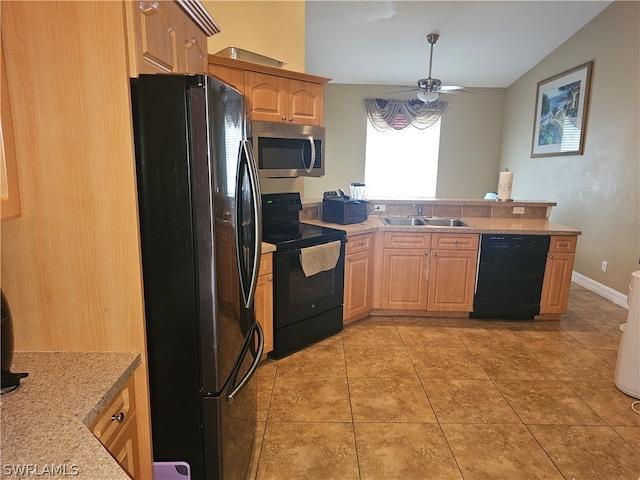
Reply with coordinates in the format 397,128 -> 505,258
412,204 -> 424,217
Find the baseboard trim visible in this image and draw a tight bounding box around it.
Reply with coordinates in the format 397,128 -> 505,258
571,271 -> 629,309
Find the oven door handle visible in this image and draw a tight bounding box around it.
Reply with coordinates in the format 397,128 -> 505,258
302,136 -> 315,174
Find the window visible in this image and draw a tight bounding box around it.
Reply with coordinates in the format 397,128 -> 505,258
364,118 -> 441,199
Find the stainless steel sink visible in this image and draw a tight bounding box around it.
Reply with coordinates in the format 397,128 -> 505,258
382,217 -> 427,226
382,217 -> 473,228
424,218 -> 473,227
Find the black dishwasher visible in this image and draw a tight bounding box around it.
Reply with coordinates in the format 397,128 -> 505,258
472,234 -> 550,320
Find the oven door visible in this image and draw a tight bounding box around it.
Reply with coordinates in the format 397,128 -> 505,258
274,239 -> 345,328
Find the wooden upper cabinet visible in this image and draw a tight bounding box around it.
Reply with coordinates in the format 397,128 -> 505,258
1,41 -> 21,221
126,0 -> 219,77
209,56 -> 330,126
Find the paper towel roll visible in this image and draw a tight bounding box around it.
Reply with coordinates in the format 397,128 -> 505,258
498,170 -> 513,201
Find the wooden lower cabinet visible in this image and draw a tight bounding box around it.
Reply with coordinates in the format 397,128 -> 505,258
540,236 -> 577,315
90,375 -> 140,480
378,232 -> 478,313
428,234 -> 479,312
344,234 -> 373,324
255,253 -> 274,354
381,234 -> 430,310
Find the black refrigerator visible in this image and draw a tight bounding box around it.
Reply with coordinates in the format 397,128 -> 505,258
130,74 -> 263,480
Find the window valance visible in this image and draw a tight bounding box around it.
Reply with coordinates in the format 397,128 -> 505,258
364,98 -> 447,131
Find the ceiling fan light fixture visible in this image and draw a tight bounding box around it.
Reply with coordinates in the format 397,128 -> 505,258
417,90 -> 440,103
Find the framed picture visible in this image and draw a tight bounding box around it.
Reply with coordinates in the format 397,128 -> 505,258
531,61 -> 593,157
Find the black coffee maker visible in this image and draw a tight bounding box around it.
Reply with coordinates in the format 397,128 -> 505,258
1,290 -> 28,394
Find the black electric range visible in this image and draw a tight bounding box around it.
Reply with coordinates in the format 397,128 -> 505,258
261,192 -> 346,358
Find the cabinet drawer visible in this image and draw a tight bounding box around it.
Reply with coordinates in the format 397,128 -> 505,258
91,376 -> 136,447
259,252 -> 273,276
346,233 -> 373,254
548,236 -> 577,253
384,232 -> 431,249
431,233 -> 479,250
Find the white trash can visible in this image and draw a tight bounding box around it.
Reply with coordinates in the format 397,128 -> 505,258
614,270 -> 640,399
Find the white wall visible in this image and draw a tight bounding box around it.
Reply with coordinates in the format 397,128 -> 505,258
500,1 -> 639,294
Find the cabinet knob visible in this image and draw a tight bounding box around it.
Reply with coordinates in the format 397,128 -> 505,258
111,412 -> 125,423
453,240 -> 458,244
425,252 -> 430,256
281,116 -> 287,121
559,242 -> 567,247
347,258 -> 351,262
433,252 -> 438,257
289,117 -> 294,122
268,276 -> 273,282
549,255 -> 555,259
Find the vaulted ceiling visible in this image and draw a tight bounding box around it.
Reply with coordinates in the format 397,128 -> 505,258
305,1 -> 611,89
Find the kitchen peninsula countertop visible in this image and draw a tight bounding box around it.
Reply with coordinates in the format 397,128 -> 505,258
0,352 -> 140,479
303,216 -> 581,236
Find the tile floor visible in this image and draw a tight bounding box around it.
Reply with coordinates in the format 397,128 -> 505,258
250,284 -> 640,479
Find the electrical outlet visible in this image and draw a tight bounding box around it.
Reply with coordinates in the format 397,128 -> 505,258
374,204 -> 386,212
601,261 -> 608,272
513,206 -> 525,215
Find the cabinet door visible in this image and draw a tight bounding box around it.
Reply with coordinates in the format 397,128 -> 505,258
255,253 -> 273,354
428,250 -> 478,312
381,248 -> 429,310
130,0 -> 180,74
244,71 -> 286,122
344,250 -> 372,324
540,252 -> 575,314
178,13 -> 208,74
209,64 -> 245,93
91,375 -> 140,479
1,42 -> 20,221
288,79 -> 323,125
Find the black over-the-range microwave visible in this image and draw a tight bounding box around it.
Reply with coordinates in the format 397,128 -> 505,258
250,121 -> 325,178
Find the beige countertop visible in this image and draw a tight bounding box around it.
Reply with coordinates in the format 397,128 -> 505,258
303,216 -> 582,237
0,352 -> 140,479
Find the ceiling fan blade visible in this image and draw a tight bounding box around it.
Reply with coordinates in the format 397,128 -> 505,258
439,85 -> 464,92
383,88 -> 420,95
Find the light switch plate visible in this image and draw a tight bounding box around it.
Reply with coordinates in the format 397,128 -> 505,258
513,206 -> 525,215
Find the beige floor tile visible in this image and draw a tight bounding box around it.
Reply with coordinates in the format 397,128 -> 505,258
511,329 -> 583,350
471,346 -> 558,380
566,329 -> 622,350
341,316 -> 403,346
396,324 -> 466,347
354,423 -> 462,480
442,423 -> 564,479
531,347 -> 615,381
494,380 -> 605,425
344,345 -> 416,378
275,341 -> 346,377
257,370 -> 275,422
422,379 -> 520,424
454,327 -> 523,350
567,381 -> 640,427
591,348 -> 620,367
348,376 -> 437,423
257,422 -> 359,480
614,426 -> 640,453
529,425 -> 640,480
268,376 -> 352,422
406,346 -> 488,379
249,421 -> 266,480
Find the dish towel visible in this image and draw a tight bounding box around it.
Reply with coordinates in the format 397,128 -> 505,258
300,240 -> 341,277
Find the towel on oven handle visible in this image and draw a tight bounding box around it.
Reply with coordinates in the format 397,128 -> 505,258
299,240 -> 341,277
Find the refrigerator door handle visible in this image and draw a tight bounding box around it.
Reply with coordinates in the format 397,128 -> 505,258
235,139 -> 262,309
226,321 -> 264,403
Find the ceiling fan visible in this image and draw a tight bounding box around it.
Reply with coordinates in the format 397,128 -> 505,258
392,33 -> 471,103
